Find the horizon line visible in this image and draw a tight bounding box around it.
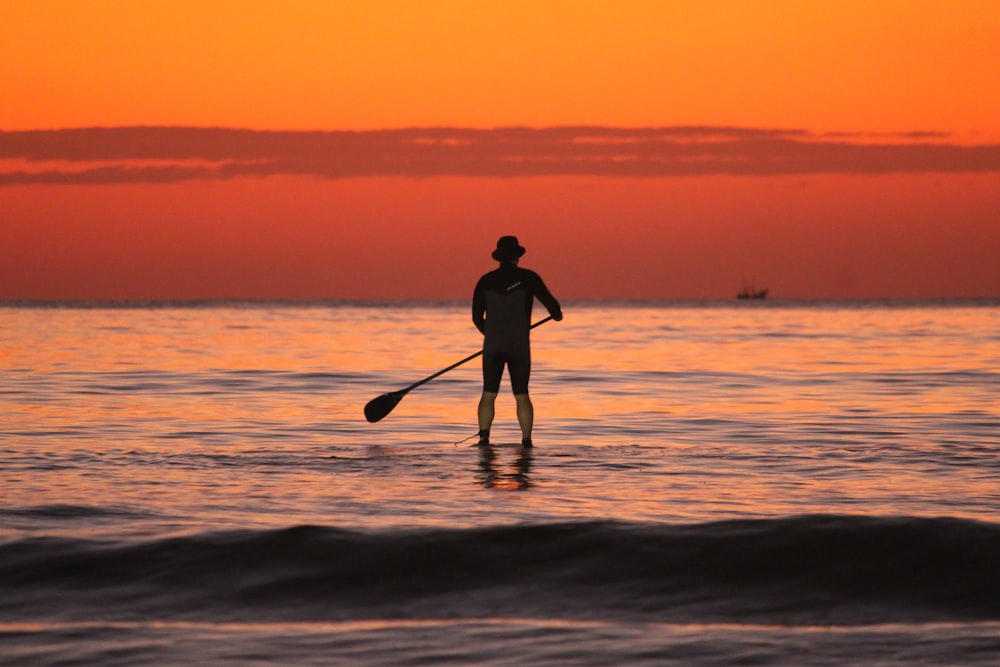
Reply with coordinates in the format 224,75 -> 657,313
3,296 -> 997,308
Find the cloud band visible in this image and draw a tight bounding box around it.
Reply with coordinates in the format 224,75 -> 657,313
2,126 -> 999,185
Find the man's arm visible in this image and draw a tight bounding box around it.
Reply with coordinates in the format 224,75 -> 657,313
472,278 -> 487,334
532,273 -> 563,321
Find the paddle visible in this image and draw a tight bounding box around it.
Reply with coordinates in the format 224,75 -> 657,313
364,316 -> 554,423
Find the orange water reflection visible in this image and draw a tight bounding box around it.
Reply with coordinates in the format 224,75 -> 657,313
4,303 -> 998,530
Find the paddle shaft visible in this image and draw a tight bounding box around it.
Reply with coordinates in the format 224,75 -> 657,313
398,315 -> 554,396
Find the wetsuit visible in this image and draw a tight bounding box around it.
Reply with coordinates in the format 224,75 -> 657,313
472,263 -> 562,394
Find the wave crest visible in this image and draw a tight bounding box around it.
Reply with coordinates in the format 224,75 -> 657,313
2,516 -> 997,625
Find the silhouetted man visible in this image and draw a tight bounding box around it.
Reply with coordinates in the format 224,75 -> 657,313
472,236 -> 562,447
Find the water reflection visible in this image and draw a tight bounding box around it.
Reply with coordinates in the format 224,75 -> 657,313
476,444 -> 533,490
5,303 -> 999,528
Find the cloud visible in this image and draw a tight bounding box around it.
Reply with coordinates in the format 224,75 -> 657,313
2,126 -> 999,185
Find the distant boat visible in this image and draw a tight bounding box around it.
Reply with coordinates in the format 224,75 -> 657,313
737,281 -> 769,300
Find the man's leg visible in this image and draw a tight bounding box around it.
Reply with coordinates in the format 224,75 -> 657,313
514,393 -> 534,446
478,391 -> 498,444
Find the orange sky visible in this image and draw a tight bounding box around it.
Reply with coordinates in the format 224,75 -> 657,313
2,1 -> 999,299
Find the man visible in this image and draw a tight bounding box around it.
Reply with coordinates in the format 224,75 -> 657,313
472,236 -> 562,447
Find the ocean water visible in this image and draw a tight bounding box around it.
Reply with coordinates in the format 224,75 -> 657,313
2,301 -> 999,665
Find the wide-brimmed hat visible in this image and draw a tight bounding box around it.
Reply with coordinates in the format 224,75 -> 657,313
491,235 -> 526,261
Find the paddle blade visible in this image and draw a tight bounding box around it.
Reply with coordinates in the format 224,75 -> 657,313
364,391 -> 405,423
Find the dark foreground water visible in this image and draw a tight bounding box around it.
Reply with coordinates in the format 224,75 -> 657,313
2,301 -> 999,664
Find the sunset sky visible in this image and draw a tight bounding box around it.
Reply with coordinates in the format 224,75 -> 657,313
2,0 -> 998,300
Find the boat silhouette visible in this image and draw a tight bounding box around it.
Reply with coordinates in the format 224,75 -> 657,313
737,280 -> 769,299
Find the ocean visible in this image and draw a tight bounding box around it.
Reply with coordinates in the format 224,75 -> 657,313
2,301 -> 998,665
